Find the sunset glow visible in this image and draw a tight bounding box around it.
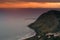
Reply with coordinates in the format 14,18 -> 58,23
0,2 -> 60,8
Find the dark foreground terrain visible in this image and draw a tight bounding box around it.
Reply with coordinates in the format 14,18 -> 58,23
25,10 -> 60,40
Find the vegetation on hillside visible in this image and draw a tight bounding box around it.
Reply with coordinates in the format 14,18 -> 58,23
25,10 -> 60,40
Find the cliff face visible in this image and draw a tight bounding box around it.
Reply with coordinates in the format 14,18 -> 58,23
25,10 -> 60,40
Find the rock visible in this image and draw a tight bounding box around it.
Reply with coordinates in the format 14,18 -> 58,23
25,10 -> 60,40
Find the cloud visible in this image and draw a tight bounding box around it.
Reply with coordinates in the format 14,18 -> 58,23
0,0 -> 60,2
0,2 -> 60,8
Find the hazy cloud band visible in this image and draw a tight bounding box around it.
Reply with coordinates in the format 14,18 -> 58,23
0,2 -> 60,8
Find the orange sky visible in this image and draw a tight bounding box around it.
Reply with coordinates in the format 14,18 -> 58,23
0,2 -> 60,8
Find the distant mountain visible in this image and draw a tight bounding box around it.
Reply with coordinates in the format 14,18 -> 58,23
25,10 -> 60,40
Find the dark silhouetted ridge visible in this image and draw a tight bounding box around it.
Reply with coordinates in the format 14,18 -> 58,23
25,10 -> 60,40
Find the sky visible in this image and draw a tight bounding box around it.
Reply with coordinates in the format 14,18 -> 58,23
0,0 -> 59,8
0,0 -> 60,2
0,8 -> 60,40
0,2 -> 60,8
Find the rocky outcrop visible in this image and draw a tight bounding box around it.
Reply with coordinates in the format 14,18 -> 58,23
25,10 -> 60,40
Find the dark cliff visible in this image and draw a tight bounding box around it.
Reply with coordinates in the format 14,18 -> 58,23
25,10 -> 60,40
